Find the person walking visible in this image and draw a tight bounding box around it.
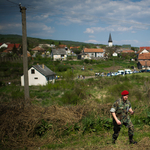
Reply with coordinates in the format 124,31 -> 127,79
110,90 -> 137,144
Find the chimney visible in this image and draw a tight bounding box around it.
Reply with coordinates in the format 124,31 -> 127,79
42,64 -> 44,69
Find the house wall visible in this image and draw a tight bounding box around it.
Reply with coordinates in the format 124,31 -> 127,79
96,52 -> 104,57
140,49 -> 149,54
21,67 -> 55,86
85,52 -> 104,58
53,54 -> 67,61
112,53 -> 118,56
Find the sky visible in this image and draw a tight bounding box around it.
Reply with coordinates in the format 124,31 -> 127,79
1,0 -> 150,47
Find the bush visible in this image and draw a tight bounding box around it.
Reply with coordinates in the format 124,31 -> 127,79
57,64 -> 71,72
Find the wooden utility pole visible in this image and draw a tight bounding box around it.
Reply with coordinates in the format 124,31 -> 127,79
20,5 -> 30,100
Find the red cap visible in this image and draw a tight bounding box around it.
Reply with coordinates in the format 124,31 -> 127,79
121,90 -> 129,96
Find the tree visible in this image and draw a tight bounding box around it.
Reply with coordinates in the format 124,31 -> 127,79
72,48 -> 81,55
12,44 -> 18,54
105,46 -> 117,58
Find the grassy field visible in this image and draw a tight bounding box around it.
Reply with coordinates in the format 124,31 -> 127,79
0,58 -> 150,150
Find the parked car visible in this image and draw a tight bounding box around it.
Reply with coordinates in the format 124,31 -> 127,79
139,69 -> 150,73
118,70 -> 124,75
133,70 -> 139,73
114,72 -> 118,76
124,69 -> 132,74
95,73 -> 100,76
107,73 -> 111,76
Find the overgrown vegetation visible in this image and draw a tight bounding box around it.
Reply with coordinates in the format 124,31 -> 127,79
1,71 -> 150,149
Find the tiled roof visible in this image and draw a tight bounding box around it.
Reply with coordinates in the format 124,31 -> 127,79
138,53 -> 150,60
139,61 -> 150,66
84,48 -> 104,53
70,46 -> 80,49
122,50 -> 134,53
3,47 -> 13,53
52,49 -> 66,55
137,48 -> 150,54
21,51 -> 31,57
7,44 -> 20,48
33,65 -> 56,77
32,46 -> 44,51
58,45 -> 66,48
140,47 -> 150,51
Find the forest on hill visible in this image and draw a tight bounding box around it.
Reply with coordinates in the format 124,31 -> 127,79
0,34 -> 104,48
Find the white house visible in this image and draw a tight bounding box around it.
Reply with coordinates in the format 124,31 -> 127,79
112,52 -> 118,56
0,43 -> 8,49
139,49 -> 149,54
21,64 -> 56,86
83,48 -> 104,58
51,48 -> 67,61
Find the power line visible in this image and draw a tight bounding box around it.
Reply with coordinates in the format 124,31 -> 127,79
7,0 -> 18,6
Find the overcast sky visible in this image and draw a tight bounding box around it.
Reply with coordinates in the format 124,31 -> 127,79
1,0 -> 150,47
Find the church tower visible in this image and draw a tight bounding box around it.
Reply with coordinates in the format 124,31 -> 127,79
108,33 -> 113,47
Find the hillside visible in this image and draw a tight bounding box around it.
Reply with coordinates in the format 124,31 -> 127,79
0,34 -> 101,47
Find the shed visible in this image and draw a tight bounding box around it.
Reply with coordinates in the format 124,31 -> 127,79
21,64 -> 56,86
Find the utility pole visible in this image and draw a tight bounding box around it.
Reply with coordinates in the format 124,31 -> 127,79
20,4 -> 30,101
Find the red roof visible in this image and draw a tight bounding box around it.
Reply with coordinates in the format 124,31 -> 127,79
58,44 -> 66,48
70,46 -> 80,49
84,48 -> 104,53
137,47 -> 150,54
122,50 -> 134,53
138,53 -> 150,60
32,46 -> 44,51
7,44 -> 20,49
140,47 -> 150,51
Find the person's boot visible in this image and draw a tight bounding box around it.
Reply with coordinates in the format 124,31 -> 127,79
112,137 -> 117,144
129,135 -> 137,144
112,139 -> 116,144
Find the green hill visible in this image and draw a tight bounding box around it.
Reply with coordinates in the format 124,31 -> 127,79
0,34 -> 102,47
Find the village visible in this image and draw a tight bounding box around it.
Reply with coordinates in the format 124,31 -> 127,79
0,33 -> 150,86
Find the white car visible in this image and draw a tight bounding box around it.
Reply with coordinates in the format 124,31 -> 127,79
118,70 -> 124,75
124,69 -> 132,74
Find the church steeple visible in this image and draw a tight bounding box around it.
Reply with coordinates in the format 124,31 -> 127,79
108,33 -> 113,47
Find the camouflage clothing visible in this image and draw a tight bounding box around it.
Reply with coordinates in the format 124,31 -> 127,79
110,98 -> 134,141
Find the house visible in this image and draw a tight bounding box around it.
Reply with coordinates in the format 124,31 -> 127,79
83,48 -> 104,58
70,46 -> 80,49
31,46 -> 45,57
112,52 -> 118,56
51,48 -> 67,61
137,47 -> 150,54
137,53 -> 150,69
65,48 -> 72,56
122,50 -> 135,53
0,43 -> 8,49
3,43 -> 20,53
58,44 -> 67,48
21,64 -> 56,86
137,61 -> 150,69
138,53 -> 150,61
77,53 -> 91,60
39,44 -> 50,48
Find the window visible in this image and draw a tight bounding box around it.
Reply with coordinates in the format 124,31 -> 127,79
34,77 -> 38,79
31,69 -> 35,74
